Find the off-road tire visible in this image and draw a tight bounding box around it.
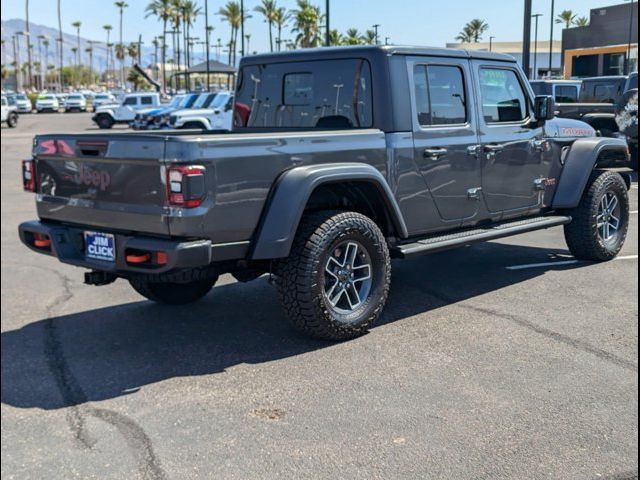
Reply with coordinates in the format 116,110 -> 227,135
96,114 -> 114,129
6,112 -> 18,128
129,277 -> 217,305
275,211 -> 391,341
564,170 -> 629,261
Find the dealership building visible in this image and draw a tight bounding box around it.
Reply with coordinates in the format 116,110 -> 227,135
562,2 -> 637,78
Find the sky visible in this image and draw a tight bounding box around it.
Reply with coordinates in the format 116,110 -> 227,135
0,0 -> 630,54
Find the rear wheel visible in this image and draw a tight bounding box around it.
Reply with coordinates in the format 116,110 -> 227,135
275,211 -> 391,341
129,277 -> 217,305
96,114 -> 114,129
6,112 -> 18,128
564,170 -> 629,261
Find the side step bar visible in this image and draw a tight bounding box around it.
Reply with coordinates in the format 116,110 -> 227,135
393,215 -> 572,259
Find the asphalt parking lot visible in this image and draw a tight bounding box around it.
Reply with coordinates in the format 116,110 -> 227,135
1,113 -> 638,480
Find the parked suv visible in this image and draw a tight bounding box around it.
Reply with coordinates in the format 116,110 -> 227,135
35,94 -> 60,113
92,92 -> 162,128
15,94 -> 33,113
1,95 -> 18,127
64,93 -> 88,112
168,92 -> 234,131
19,46 -> 632,341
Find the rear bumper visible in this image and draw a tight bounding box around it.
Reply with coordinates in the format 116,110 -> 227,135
19,220 -> 213,275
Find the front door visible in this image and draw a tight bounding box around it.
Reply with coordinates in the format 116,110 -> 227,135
409,57 -> 482,223
472,62 -> 547,214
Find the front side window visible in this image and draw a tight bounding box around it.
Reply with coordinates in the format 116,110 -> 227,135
555,85 -> 578,103
236,58 -> 373,129
479,68 -> 528,123
123,97 -> 137,106
413,64 -> 467,126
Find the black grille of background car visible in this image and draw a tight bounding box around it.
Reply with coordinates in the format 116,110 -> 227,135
169,116 -> 177,126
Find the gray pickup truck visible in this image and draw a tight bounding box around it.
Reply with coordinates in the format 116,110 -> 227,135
19,46 -> 632,340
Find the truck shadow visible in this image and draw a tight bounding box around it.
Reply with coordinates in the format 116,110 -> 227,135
2,241 -> 588,411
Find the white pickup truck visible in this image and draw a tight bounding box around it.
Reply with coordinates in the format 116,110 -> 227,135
92,92 -> 162,129
168,91 -> 234,131
1,95 -> 19,127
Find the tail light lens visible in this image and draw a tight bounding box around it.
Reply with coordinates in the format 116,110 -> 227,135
167,165 -> 206,208
22,159 -> 36,192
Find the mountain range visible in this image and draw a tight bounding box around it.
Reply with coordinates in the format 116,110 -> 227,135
1,18 -> 182,71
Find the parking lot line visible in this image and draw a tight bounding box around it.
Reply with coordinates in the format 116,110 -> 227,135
506,255 -> 638,271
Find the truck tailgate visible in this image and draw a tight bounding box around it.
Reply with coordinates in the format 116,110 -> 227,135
33,134 -> 170,236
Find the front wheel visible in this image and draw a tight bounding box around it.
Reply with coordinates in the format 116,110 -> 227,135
6,112 -> 18,128
95,114 -> 114,129
275,211 -> 391,341
129,277 -> 217,305
564,170 -> 630,261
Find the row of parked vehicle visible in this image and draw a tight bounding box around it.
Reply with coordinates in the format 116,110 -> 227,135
92,90 -> 237,131
3,91 -> 119,114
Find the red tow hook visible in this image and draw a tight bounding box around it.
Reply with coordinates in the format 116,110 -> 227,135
33,233 -> 51,248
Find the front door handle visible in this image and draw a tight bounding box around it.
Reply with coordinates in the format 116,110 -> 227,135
424,147 -> 448,159
484,144 -> 504,153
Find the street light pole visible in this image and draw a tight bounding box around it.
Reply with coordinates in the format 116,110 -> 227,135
489,36 -> 496,52
532,14 -> 543,80
625,0 -> 635,74
240,0 -> 245,58
548,0 -> 555,77
326,0 -> 331,46
372,24 -> 381,45
522,0 -> 533,78
204,0 -> 211,91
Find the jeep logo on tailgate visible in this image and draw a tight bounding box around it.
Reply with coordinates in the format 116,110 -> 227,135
74,164 -> 111,191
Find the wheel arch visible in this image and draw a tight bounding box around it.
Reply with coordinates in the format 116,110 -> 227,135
552,137 -> 630,209
250,163 -> 408,260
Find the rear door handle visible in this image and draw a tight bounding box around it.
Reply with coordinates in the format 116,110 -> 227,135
424,147 -> 448,159
484,144 -> 504,153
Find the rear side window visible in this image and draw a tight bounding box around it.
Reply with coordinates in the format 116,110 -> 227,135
236,58 -> 373,129
555,85 -> 578,103
413,64 -> 467,126
141,96 -> 154,105
479,68 -> 528,123
593,84 -> 619,103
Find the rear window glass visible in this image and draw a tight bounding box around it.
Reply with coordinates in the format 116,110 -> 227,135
236,58 -> 373,129
555,85 -> 578,103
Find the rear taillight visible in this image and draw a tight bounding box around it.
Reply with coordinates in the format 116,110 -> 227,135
22,159 -> 36,192
166,165 -> 206,208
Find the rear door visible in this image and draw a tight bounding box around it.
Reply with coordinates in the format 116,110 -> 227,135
116,96 -> 139,120
409,56 -> 482,223
472,61 -> 547,215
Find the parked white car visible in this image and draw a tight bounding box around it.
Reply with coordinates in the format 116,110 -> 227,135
92,92 -> 118,111
1,95 -> 19,127
64,93 -> 88,112
15,94 -> 33,113
168,92 -> 234,131
35,94 -> 60,113
92,92 -> 162,129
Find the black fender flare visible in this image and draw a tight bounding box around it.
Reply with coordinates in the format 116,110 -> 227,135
552,137 -> 630,209
250,163 -> 408,260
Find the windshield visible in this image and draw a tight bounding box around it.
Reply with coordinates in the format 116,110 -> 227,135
168,95 -> 185,107
40,95 -> 56,100
16,94 -> 28,100
211,93 -> 230,109
180,94 -> 198,108
68,94 -> 83,100
192,93 -> 213,109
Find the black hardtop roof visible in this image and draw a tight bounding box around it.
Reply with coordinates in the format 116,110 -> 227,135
240,44 -> 516,66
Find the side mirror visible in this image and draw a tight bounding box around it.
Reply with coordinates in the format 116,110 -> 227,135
534,95 -> 556,122
224,102 -> 233,112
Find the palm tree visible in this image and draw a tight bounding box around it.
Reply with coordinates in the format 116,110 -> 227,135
181,0 -> 202,68
25,0 -> 33,88
71,21 -> 82,67
114,1 -> 129,86
145,0 -> 173,91
114,43 -> 127,72
169,0 -> 184,72
556,10 -> 576,29
329,29 -> 343,46
57,0 -> 64,89
363,29 -> 377,45
574,16 -> 589,27
127,42 -> 139,67
218,2 -> 242,65
273,6 -> 290,52
85,46 -> 93,83
42,38 -> 50,87
103,25 -> 113,74
456,19 -> 489,43
291,0 -> 323,48
254,0 -> 278,52
70,46 -> 78,86
344,28 -> 363,45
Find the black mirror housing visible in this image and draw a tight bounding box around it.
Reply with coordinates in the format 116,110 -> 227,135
534,95 -> 556,122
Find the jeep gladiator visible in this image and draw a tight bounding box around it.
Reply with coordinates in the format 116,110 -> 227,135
19,46 -> 632,340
